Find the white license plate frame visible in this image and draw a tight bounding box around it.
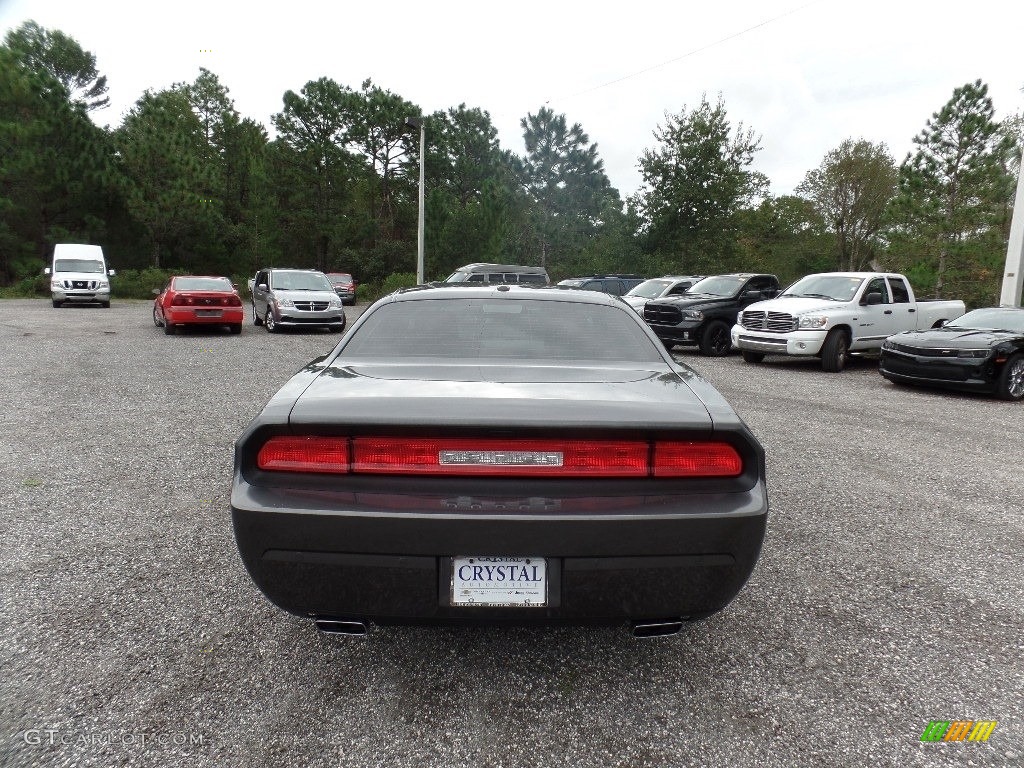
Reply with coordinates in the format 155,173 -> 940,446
451,556 -> 547,607
194,309 -> 223,317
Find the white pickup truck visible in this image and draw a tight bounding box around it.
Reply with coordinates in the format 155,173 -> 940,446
731,272 -> 966,372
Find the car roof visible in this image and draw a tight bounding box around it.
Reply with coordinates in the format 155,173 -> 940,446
387,284 -> 623,306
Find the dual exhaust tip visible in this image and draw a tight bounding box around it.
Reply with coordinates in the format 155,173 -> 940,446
313,618 -> 685,639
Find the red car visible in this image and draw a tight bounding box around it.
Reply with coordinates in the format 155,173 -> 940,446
153,276 -> 244,335
324,272 -> 358,305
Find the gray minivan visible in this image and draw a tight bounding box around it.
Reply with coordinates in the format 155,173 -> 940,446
443,263 -> 550,286
250,268 -> 346,333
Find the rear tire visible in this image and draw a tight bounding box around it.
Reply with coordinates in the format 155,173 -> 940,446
252,303 -> 263,326
230,324 -> 242,335
152,305 -> 162,327
164,321 -> 175,336
699,321 -> 731,357
996,354 -> 1024,401
742,351 -> 765,364
821,329 -> 849,372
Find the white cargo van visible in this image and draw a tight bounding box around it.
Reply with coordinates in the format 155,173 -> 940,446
44,244 -> 115,308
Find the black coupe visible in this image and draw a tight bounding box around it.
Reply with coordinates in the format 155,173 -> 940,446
231,284 -> 768,636
879,307 -> 1024,400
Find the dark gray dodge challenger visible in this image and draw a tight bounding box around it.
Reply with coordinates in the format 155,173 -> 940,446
231,284 -> 768,636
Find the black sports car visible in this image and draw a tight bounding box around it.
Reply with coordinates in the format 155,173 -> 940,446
879,307 -> 1024,400
231,284 -> 768,636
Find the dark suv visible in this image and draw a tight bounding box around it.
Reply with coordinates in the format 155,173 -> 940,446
556,274 -> 646,296
644,273 -> 780,356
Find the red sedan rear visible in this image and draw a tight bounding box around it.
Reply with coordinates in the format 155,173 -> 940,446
153,276 -> 244,335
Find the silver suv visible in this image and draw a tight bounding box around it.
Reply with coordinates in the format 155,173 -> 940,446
251,269 -> 346,333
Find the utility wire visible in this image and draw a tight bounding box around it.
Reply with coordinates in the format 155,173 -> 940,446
549,0 -> 825,103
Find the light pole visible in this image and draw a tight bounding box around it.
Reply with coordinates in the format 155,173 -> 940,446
405,116 -> 425,284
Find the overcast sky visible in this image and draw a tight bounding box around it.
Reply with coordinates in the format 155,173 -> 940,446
2,0 -> 1022,199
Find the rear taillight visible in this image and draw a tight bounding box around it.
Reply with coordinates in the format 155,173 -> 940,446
353,438 -> 648,477
257,436 -> 349,473
172,294 -> 193,306
256,437 -> 743,478
653,441 -> 743,477
228,295 -> 242,306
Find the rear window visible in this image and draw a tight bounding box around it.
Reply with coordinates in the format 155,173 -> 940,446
341,298 -> 664,363
173,277 -> 232,291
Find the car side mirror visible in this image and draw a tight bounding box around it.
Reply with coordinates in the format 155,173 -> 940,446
935,319 -> 947,327
43,267 -> 51,275
742,290 -> 762,300
863,291 -> 882,305
151,288 -> 160,296
108,269 -> 116,276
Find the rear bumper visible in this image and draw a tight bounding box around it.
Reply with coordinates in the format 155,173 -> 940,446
231,485 -> 768,625
166,307 -> 244,325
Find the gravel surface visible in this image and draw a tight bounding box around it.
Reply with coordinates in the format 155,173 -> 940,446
1,298 -> 1021,768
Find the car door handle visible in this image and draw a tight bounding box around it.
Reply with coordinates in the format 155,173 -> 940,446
908,308 -> 916,313
884,310 -> 892,314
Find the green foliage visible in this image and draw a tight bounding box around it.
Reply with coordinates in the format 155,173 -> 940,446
359,272 -> 418,303
4,20 -> 109,111
632,94 -> 766,272
796,139 -> 897,271
734,195 -> 833,284
0,275 -> 48,298
887,80 -> 1016,304
116,88 -> 222,268
0,29 -> 116,284
0,25 -> 1017,308
517,106 -> 619,270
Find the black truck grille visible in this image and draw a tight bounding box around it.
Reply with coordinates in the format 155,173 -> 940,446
644,304 -> 682,325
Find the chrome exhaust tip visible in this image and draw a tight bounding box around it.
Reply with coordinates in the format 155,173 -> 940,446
630,619 -> 684,638
314,618 -> 369,637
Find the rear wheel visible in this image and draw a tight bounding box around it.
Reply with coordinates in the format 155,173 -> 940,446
699,321 -> 731,356
996,354 -> 1024,401
742,350 -> 765,364
229,324 -> 242,335
152,305 -> 162,327
252,302 -> 263,326
821,329 -> 849,372
164,321 -> 175,335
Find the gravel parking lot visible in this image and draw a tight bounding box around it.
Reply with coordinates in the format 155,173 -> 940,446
1,298 -> 1021,768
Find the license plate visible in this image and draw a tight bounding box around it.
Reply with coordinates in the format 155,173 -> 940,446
451,556 -> 547,607
195,309 -> 222,317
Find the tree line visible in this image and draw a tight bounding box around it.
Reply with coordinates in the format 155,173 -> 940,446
1,20 -> 1021,307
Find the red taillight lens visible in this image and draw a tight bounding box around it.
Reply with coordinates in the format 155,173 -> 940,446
228,295 -> 242,306
653,441 -> 743,477
256,437 -> 744,478
171,294 -> 194,306
257,436 -> 350,473
352,438 -> 648,477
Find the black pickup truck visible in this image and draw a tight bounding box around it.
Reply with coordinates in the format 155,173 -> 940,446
643,273 -> 780,356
